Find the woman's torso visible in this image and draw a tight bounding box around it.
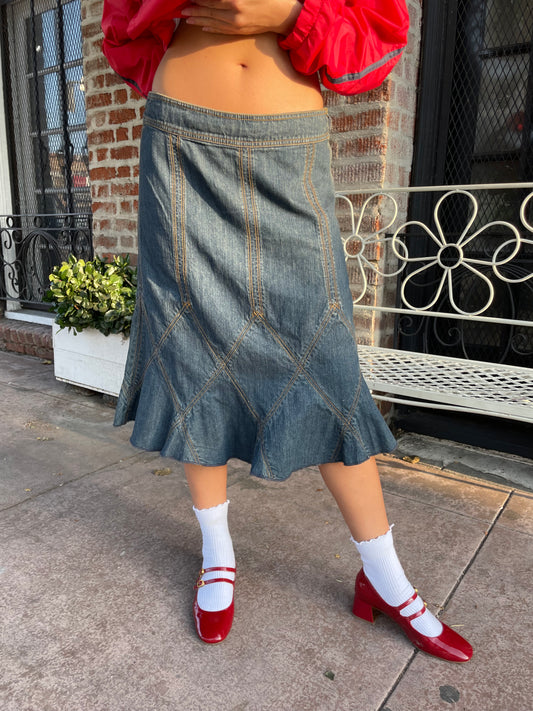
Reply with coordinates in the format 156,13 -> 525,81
151,23 -> 323,113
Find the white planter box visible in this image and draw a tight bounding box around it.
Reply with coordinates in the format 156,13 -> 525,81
52,324 -> 129,396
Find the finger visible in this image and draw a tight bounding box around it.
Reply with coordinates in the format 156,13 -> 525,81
200,23 -> 249,34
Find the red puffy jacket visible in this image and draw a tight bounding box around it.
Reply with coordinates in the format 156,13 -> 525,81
101,0 -> 409,98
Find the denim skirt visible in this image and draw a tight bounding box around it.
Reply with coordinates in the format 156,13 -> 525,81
114,92 -> 396,480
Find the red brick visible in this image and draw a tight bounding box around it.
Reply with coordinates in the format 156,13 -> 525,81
108,108 -> 136,124
115,127 -> 129,142
331,162 -> 383,187
330,108 -> 387,133
110,145 -> 138,161
117,165 -> 131,178
105,72 -> 124,88
91,110 -> 108,128
91,200 -> 117,214
331,135 -> 386,159
88,0 -> 104,18
114,89 -> 128,105
96,184 -> 109,197
91,73 -> 105,90
88,129 -> 114,145
95,235 -> 117,249
96,148 -> 108,161
86,92 -> 112,110
120,235 -> 134,248
111,182 -> 138,196
387,111 -> 400,131
132,125 -> 143,140
85,56 -> 109,74
84,20 -> 103,39
115,218 -> 137,233
90,166 -> 116,181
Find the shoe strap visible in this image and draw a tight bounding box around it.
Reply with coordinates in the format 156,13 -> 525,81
200,566 -> 236,575
397,590 -> 428,622
195,577 -> 235,588
195,566 -> 236,589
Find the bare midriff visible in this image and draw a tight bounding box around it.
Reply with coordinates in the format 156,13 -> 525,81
151,23 -> 324,113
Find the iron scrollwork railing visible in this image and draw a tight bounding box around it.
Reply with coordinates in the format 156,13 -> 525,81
336,183 -> 533,368
0,212 -> 92,307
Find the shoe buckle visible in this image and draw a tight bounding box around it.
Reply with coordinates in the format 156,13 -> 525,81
195,569 -> 206,589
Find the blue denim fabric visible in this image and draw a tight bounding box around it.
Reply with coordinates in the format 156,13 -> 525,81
114,92 -> 397,480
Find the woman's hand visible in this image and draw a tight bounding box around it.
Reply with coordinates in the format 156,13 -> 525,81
180,0 -> 302,36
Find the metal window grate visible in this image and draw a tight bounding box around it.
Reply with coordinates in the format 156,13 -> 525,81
1,0 -> 92,307
2,0 -> 91,216
404,0 -> 533,365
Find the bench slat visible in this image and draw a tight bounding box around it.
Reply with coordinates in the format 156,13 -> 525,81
358,345 -> 533,423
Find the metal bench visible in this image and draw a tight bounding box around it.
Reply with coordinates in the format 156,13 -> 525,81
336,184 -> 533,424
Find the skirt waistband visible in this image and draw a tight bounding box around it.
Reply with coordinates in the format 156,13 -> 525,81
144,92 -> 330,147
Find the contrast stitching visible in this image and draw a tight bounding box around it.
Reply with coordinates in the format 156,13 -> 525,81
188,310 -> 259,420
303,143 -> 332,303
165,316 -> 259,439
260,436 -> 275,480
168,135 -> 186,304
121,287 -> 143,393
126,300 -> 189,396
259,309 -> 366,446
124,300 -> 186,400
259,308 -> 333,426
248,147 -> 263,314
143,118 -> 329,147
176,136 -> 192,304
239,148 -> 256,313
156,363 -> 200,463
331,360 -> 364,460
307,154 -> 339,304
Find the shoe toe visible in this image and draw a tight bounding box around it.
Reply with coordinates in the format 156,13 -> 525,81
193,600 -> 234,644
413,623 -> 473,663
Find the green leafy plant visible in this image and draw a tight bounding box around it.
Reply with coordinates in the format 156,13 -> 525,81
44,255 -> 137,336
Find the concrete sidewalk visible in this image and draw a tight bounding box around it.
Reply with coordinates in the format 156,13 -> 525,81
1,350 -> 532,711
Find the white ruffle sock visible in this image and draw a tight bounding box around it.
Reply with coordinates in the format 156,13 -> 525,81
352,527 -> 443,637
193,500 -> 235,612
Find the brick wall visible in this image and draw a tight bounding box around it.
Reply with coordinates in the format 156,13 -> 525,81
82,0 -> 422,339
82,0 -> 144,260
0,320 -> 53,360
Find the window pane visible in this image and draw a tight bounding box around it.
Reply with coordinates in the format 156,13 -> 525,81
474,54 -> 530,155
62,0 -> 82,63
484,0 -> 533,49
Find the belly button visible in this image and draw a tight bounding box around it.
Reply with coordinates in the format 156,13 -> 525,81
238,63 -> 248,69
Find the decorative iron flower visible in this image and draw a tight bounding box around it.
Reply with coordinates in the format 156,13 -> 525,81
389,189 -> 522,315
337,193 -> 407,304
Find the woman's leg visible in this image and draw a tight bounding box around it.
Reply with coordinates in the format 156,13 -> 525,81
319,457 -> 444,638
318,457 -> 389,541
184,463 -> 235,618
184,462 -> 229,509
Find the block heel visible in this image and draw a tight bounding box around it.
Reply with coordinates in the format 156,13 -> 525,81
352,595 -> 375,623
352,568 -> 473,663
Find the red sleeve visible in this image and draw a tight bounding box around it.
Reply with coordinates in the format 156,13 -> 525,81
101,0 -> 183,97
278,0 -> 409,96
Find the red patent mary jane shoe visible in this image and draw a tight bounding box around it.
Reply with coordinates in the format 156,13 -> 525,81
352,569 -> 473,663
193,566 -> 235,644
